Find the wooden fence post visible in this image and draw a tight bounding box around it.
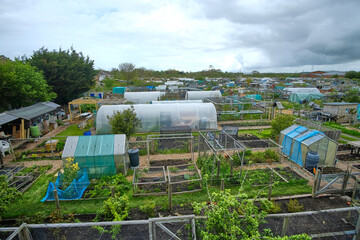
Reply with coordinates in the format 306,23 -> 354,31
268,172 -> 273,200
312,168 -> 320,198
354,210 -> 360,240
342,170 -> 350,195
281,216 -> 290,237
111,186 -> 115,198
220,178 -> 225,192
19,224 -> 31,240
53,189 -> 61,214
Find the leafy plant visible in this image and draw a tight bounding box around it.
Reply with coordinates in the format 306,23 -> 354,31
0,175 -> 21,217
286,199 -> 304,213
169,167 -> 179,173
260,199 -> 281,214
139,200 -> 156,217
95,195 -> 129,239
85,173 -> 131,198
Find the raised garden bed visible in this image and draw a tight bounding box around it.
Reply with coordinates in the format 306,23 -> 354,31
337,153 -> 360,162
150,158 -> 192,167
133,166 -> 168,196
167,163 -> 202,194
8,165 -> 51,192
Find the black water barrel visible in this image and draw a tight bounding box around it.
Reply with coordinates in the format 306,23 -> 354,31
305,151 -> 320,172
128,149 -> 140,168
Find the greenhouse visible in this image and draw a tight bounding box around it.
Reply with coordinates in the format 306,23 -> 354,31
289,93 -> 325,103
61,134 -> 128,179
279,125 -> 338,168
185,90 -> 222,100
124,91 -> 165,104
96,103 -> 217,133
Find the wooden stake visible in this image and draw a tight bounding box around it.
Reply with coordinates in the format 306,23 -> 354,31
220,178 -> 225,192
281,216 -> 290,237
268,172 -> 273,200
111,186 -> 115,197
53,189 -> 61,213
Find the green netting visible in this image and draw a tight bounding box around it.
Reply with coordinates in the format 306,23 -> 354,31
74,135 -> 116,179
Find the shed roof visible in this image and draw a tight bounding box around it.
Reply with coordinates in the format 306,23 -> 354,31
0,112 -> 19,125
7,102 -> 59,120
324,102 -> 358,106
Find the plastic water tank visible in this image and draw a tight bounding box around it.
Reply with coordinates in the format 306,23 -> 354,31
305,150 -> 320,172
30,126 -> 40,137
128,149 -> 140,168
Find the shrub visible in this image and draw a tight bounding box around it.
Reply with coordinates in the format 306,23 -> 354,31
287,199 -> 304,213
139,200 -> 156,217
260,199 -> 281,214
0,175 -> 21,215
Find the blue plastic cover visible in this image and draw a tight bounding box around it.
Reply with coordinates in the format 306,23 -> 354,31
290,131 -> 322,166
282,126 -> 307,156
41,169 -> 90,202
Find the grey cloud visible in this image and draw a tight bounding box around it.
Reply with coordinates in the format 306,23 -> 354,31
197,0 -> 360,70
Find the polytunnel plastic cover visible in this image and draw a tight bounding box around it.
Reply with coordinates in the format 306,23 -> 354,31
185,91 -> 222,100
124,91 -> 165,104
96,103 -> 217,134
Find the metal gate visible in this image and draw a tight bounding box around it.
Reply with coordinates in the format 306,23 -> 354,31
313,168 -> 360,197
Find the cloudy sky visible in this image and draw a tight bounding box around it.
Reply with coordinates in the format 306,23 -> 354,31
1,0 -> 360,73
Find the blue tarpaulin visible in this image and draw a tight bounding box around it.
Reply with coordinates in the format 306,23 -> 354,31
290,131 -> 322,166
41,169 -> 90,202
281,126 -> 307,156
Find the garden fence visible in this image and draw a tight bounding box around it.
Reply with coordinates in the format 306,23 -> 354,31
0,215 -> 197,240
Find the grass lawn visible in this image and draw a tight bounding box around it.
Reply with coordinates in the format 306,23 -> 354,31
56,124 -> 85,137
341,134 -> 358,141
2,172 -> 311,219
238,129 -> 272,139
324,122 -> 360,138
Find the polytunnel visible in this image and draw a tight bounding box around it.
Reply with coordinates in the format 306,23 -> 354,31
61,135 -> 128,179
96,103 -> 217,134
279,124 -> 338,168
124,91 -> 165,104
151,100 -> 203,104
185,90 -> 222,100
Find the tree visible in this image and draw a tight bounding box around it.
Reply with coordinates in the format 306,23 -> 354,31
107,106 -> 142,139
271,114 -> 294,138
345,71 -> 360,79
0,59 -> 56,110
27,47 -> 97,105
119,62 -> 136,84
344,88 -> 360,103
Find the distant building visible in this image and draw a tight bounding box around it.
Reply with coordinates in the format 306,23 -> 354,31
322,102 -> 358,123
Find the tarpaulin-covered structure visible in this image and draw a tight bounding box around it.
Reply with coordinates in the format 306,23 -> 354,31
61,135 -> 128,179
96,103 -> 217,133
279,124 -> 338,167
289,93 -> 325,103
41,169 -> 90,201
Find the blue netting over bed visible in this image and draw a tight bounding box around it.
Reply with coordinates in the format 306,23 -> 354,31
41,169 -> 90,202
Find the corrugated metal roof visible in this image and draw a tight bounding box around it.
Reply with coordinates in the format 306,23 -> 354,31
0,112 -> 19,125
41,102 -> 60,108
324,102 -> 357,106
7,102 -> 59,120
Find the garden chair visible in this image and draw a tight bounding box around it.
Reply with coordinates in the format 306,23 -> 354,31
0,140 -> 10,157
